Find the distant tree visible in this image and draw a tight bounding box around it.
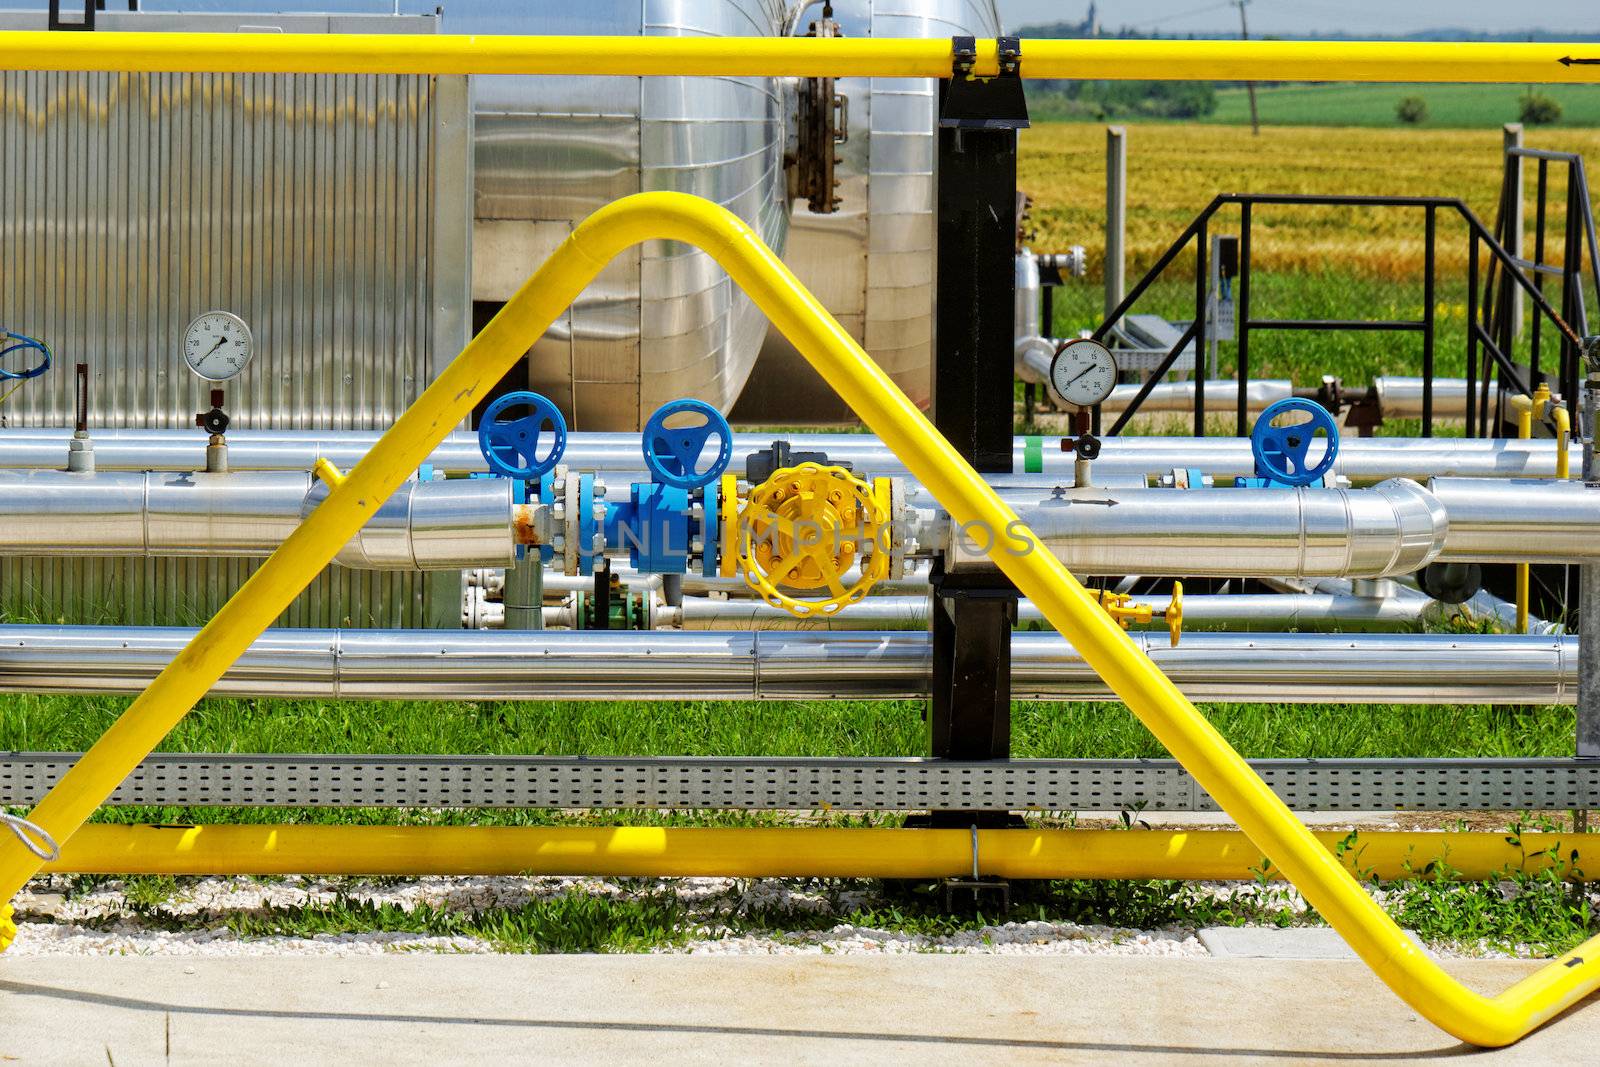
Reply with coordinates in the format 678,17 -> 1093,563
1395,96 -> 1429,125
1519,93 -> 1563,125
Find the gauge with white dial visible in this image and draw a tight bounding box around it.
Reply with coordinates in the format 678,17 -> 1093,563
182,310 -> 254,382
1049,338 -> 1118,408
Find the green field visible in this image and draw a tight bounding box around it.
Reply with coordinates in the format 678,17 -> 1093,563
1208,82 -> 1600,128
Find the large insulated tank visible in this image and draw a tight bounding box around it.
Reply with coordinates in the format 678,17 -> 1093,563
447,1 -> 793,430
731,0 -> 1004,424
117,0 -> 794,431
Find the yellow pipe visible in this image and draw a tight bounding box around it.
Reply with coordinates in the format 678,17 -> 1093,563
1511,392 -> 1537,633
1555,406 -> 1572,480
0,33 -> 1595,84
1510,384 -> 1570,631
2,192 -> 1597,1044
36,825 -> 1596,882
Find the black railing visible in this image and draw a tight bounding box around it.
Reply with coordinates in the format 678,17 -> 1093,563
1094,193 -> 1585,438
1484,148 -> 1600,435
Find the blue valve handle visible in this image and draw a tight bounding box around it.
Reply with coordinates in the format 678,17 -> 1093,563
1251,397 -> 1339,486
478,391 -> 567,479
642,398 -> 732,489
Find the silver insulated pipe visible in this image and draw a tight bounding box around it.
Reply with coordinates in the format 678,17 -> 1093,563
0,429 -> 1561,483
1428,477 -> 1600,563
673,591 -> 1438,632
952,479 -> 1448,578
0,470 -> 517,570
1092,377 -> 1469,421
0,626 -> 1571,706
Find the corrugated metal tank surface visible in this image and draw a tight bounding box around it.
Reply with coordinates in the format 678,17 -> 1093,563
453,0 -> 792,430
0,11 -> 470,627
733,0 -> 1002,423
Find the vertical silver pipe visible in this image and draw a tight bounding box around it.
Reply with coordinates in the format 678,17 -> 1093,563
1105,125 -> 1127,325
503,553 -> 543,631
1578,365 -> 1600,757
1580,567 -> 1600,756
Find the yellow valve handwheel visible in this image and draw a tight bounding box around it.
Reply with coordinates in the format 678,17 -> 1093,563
736,462 -> 891,618
1167,580 -> 1183,648
1089,583 -> 1182,647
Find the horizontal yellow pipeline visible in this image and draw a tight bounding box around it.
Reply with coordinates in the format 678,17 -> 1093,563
0,33 -> 1594,84
4,192 -> 1597,1044
39,825 -> 1594,882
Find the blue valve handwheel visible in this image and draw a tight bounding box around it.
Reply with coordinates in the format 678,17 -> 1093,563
1251,397 -> 1339,487
478,391 -> 567,479
642,398 -> 732,490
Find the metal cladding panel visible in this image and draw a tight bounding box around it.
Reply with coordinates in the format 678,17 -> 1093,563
0,32 -> 470,627
455,0 -> 791,430
0,68 -> 466,429
736,0 -> 1001,423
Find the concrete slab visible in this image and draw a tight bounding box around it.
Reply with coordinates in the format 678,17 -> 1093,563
1199,925 -> 1433,960
4,955 -> 1600,1065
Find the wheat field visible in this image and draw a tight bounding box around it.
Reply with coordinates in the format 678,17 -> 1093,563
1018,124 -> 1600,280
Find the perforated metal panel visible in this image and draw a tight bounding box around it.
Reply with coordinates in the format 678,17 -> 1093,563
6,755 -> 1598,812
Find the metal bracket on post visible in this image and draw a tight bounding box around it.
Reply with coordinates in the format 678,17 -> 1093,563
926,38 -> 1029,848
47,0 -> 97,32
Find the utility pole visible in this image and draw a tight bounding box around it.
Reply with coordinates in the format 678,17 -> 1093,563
1235,0 -> 1260,136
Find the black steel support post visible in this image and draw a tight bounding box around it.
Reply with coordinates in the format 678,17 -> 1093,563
1423,204 -> 1436,436
926,37 -> 1027,836
932,36 -> 1026,474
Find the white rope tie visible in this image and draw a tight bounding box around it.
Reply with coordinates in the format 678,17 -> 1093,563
1,813 -> 61,863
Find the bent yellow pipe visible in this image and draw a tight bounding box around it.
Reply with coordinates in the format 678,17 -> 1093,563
36,825 -> 1595,882
0,33 -> 1595,84
1,192 -> 1596,1045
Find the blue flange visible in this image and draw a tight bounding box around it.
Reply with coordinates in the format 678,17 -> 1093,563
1251,397 -> 1339,487
577,472 -> 598,576
641,398 -> 732,490
701,482 -> 719,578
478,391 -> 567,479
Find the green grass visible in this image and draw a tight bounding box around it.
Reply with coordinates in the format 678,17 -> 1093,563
1047,269 -> 1479,389
1207,82 -> 1600,129
1044,266 -> 1568,438
1,693 -> 1575,766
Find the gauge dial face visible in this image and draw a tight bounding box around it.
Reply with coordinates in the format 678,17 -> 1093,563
182,310 -> 254,382
1049,338 -> 1118,408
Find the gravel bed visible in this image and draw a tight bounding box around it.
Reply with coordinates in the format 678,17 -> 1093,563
0,874 -> 1545,959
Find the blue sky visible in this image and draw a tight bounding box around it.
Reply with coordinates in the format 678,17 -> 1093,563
998,0 -> 1596,36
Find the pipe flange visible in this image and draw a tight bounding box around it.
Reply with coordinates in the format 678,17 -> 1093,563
886,477 -> 909,578
562,472 -> 581,576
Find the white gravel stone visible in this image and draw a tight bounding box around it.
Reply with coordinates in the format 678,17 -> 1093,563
0,873 -> 1564,960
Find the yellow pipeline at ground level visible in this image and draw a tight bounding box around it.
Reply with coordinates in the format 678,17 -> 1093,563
36,825 -> 1598,883
0,32 -> 1595,85
2,193 -> 1598,1046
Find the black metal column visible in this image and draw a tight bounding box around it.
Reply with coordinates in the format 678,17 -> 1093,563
927,38 -> 1027,812
932,37 -> 1027,474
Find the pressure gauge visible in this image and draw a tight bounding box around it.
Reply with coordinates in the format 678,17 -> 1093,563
1049,338 -> 1118,408
182,310 -> 254,382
